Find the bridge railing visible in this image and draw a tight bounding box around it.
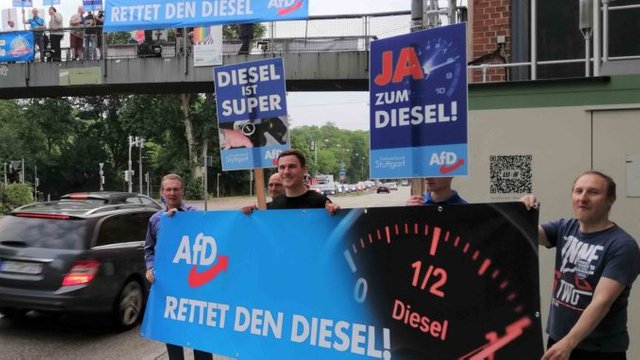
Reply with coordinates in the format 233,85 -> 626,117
0,11 -> 412,63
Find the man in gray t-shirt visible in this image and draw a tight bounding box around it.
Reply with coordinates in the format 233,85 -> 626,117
522,171 -> 640,359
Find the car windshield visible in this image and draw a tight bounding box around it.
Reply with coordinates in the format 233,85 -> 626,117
0,216 -> 88,250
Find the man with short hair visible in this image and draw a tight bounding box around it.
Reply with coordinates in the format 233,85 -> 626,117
267,173 -> 284,199
405,177 -> 467,206
270,149 -> 340,213
144,174 -> 212,360
522,171 -> 640,360
21,8 -> 46,60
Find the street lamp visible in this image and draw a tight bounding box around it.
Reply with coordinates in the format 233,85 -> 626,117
354,153 -> 366,181
310,140 -> 318,176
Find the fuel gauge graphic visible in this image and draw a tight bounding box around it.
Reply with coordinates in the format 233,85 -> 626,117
337,204 -> 544,359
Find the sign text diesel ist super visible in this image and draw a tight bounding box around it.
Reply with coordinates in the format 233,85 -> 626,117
215,63 -> 283,117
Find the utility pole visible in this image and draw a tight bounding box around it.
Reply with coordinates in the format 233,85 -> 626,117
145,172 -> 150,196
138,137 -> 144,194
128,136 -> 143,193
310,140 -> 318,176
33,165 -> 37,200
128,135 -> 133,192
203,154 -> 209,211
21,158 -> 24,183
216,173 -> 221,198
3,162 -> 7,185
99,163 -> 104,191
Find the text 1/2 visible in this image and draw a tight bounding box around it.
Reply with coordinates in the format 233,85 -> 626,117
410,261 -> 447,298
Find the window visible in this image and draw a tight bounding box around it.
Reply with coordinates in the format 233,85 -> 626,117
95,212 -> 153,247
0,216 -> 87,250
125,197 -> 142,204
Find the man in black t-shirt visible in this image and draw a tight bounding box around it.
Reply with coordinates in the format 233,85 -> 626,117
241,149 -> 340,214
269,149 -> 340,213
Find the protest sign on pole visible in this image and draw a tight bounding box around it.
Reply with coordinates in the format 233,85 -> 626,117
370,23 -> 468,179
214,57 -> 290,171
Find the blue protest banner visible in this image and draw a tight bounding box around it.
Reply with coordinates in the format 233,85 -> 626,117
213,57 -> 289,170
103,0 -> 309,32
0,31 -> 34,63
12,0 -> 33,7
82,0 -> 103,11
42,0 -> 61,6
141,205 -> 544,359
369,23 -> 468,178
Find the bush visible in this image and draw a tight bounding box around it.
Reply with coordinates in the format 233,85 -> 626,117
183,175 -> 204,200
1,183 -> 34,213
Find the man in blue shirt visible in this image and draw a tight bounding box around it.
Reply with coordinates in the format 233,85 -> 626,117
405,177 -> 467,206
144,173 -> 212,360
21,8 -> 46,61
522,171 -> 640,359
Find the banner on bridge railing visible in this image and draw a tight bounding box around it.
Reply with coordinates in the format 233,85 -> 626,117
0,31 -> 34,63
141,204 -> 544,359
103,0 -> 309,32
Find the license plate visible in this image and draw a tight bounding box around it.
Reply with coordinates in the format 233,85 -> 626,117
0,260 -> 43,275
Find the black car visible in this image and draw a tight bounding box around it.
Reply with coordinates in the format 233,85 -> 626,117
0,201 -> 158,330
60,191 -> 162,210
376,185 -> 390,193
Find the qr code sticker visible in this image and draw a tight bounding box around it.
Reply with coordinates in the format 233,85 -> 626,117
490,155 -> 533,194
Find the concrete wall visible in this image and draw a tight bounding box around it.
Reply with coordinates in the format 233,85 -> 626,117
458,76 -> 640,357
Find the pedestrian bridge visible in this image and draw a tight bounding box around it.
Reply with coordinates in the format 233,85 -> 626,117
1,11 -> 412,99
1,10 -> 638,99
0,50 -> 370,99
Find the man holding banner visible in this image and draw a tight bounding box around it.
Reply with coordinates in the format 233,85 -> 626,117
270,149 -> 340,213
522,171 -> 640,360
144,174 -> 213,360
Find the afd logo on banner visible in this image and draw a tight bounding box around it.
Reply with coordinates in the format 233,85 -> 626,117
103,0 -> 309,32
369,23 -> 468,178
0,31 -> 34,63
214,57 -> 290,171
172,232 -> 229,287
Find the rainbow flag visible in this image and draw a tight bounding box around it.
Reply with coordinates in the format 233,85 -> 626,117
192,27 -> 212,44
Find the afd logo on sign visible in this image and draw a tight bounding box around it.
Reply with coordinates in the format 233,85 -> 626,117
269,0 -> 305,15
172,233 -> 229,288
265,149 -> 283,165
429,152 -> 465,174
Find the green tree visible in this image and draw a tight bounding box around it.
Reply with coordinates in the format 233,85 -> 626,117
290,124 -> 370,182
1,183 -> 34,213
106,31 -> 139,45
